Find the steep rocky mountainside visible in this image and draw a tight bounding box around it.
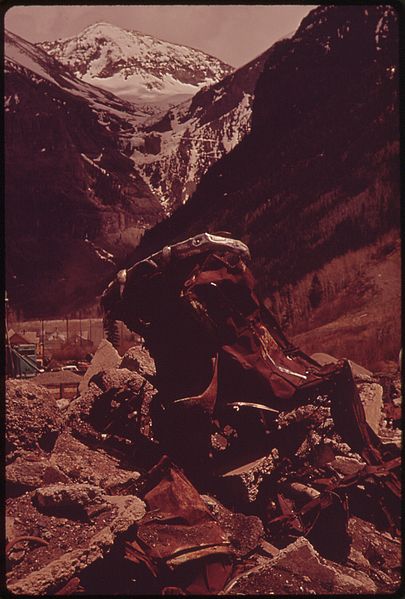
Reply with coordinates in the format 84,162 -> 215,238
37,22 -> 274,212
131,48 -> 273,211
5,30 -> 164,318
133,5 -> 400,370
38,22 -> 233,113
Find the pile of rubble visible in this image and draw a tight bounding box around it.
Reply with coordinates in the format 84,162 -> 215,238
6,235 -> 402,595
5,340 -> 402,595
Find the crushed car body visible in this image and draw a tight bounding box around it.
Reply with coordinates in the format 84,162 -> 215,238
101,233 -> 400,545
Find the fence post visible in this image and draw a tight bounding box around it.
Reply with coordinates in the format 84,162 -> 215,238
41,319 -> 45,361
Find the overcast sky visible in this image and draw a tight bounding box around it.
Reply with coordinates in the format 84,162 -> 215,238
4,4 -> 317,67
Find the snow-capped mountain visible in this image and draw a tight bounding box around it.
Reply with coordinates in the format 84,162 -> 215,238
6,29 -> 150,126
38,22 -> 233,113
131,47 -> 274,212
5,29 -> 164,317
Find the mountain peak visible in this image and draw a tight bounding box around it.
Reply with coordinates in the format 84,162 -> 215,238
79,21 -> 124,35
38,24 -> 233,110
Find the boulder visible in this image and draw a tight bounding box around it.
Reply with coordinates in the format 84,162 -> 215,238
79,340 -> 121,394
67,368 -> 156,442
6,380 -> 63,456
119,345 -> 156,379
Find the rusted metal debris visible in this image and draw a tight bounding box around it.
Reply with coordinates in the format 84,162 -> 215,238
124,455 -> 234,594
81,232 -> 403,592
54,577 -> 84,595
6,535 -> 49,556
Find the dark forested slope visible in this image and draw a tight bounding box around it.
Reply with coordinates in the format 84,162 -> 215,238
134,5 -> 400,368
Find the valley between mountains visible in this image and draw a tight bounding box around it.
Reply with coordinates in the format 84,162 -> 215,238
5,5 -> 400,370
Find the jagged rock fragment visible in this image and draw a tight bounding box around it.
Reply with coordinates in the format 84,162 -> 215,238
202,495 -> 264,556
120,345 -> 156,379
34,483 -> 104,510
224,536 -> 377,595
79,339 -> 121,394
358,382 -> 384,434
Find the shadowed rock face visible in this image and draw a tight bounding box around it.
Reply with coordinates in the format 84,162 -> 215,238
5,30 -> 164,318
132,48 -> 272,211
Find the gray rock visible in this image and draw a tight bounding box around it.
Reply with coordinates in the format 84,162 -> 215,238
89,367 -> 145,393
120,345 -> 156,378
358,382 -> 384,434
34,483 -> 104,509
330,455 -> 365,477
6,453 -> 70,493
79,339 -> 121,394
56,398 -> 70,410
6,380 -> 63,455
311,353 -> 373,381
67,368 -> 155,441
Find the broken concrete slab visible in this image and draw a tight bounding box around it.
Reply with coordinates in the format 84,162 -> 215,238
7,492 -> 145,595
89,367 -> 149,394
224,536 -> 377,595
34,483 -> 104,510
6,380 -> 63,457
311,353 -> 374,381
79,339 -> 121,394
329,455 -> 365,477
218,451 -> 280,505
6,452 -> 70,495
49,431 -> 140,490
357,382 -> 384,434
348,516 -> 402,593
120,345 -> 156,379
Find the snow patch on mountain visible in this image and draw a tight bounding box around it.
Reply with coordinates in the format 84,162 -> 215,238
82,70 -> 214,106
132,90 -> 254,210
5,29 -> 149,126
38,22 -> 233,111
